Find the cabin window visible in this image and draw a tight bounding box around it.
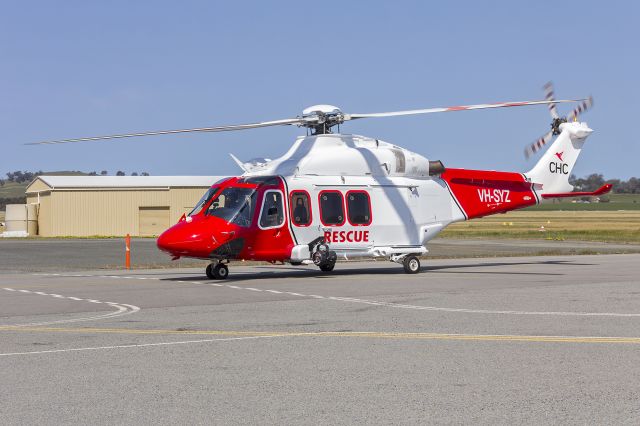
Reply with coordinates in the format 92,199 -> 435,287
347,191 -> 372,225
319,191 -> 344,226
290,191 -> 312,226
259,190 -> 285,229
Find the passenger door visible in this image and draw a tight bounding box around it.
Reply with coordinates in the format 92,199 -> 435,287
249,188 -> 293,260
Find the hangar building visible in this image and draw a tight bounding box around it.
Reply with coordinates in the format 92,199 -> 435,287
25,176 -> 222,237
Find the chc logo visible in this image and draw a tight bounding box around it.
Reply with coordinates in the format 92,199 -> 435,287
549,162 -> 569,174
549,152 -> 569,174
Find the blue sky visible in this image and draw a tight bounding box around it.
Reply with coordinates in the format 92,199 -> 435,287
1,1 -> 638,178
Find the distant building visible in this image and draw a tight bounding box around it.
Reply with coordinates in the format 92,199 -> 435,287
25,176 -> 223,237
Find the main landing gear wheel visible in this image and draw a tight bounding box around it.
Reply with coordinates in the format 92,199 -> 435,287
206,263 -> 229,280
319,262 -> 335,272
403,255 -> 421,274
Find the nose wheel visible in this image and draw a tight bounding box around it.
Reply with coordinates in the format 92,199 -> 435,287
206,262 -> 229,280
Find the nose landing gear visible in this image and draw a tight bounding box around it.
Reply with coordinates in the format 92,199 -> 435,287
206,261 -> 229,279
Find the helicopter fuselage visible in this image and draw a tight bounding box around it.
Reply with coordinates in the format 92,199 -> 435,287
156,134 -> 539,265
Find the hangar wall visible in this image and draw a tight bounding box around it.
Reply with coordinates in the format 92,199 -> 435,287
25,176 -> 221,237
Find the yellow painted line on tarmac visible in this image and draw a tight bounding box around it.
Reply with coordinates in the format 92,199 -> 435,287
2,326 -> 640,344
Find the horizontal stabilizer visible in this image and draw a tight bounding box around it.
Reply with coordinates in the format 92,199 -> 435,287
541,184 -> 612,199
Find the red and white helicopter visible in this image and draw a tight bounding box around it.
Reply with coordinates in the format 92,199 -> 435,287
33,83 -> 609,278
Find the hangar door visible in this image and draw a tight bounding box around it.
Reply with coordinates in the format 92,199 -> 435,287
139,206 -> 170,236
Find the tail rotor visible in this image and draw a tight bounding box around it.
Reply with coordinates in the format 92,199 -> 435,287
524,82 -> 593,159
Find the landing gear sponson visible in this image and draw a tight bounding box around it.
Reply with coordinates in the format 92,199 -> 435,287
390,253 -> 422,274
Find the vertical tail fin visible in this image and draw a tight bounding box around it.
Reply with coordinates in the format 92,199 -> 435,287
525,122 -> 593,194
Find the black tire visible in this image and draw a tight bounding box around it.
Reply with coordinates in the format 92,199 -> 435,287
319,262 -> 335,272
205,263 -> 216,279
211,263 -> 229,280
213,263 -> 229,279
403,255 -> 420,274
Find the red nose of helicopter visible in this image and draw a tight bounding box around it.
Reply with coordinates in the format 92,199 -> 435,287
156,219 -> 213,259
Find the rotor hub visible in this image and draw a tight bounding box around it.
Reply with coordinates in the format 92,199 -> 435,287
301,105 -> 345,134
551,117 -> 567,136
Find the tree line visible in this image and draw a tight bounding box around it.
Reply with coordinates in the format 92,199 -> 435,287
569,174 -> 640,194
1,170 -> 150,186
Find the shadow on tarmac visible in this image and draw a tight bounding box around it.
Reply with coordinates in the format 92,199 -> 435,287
160,259 -> 594,283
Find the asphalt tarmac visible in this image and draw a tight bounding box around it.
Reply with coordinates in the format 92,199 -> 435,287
1,237 -> 639,272
1,254 -> 640,424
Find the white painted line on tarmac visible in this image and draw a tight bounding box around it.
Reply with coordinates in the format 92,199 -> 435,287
0,335 -> 281,357
1,287 -> 140,327
31,272 -> 640,318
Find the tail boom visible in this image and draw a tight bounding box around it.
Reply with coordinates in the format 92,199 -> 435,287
441,168 -> 537,220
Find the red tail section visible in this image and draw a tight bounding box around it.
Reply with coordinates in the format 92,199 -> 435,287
442,169 -> 537,219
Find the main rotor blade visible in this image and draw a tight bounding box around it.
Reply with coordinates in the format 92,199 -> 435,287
346,99 -> 583,120
543,82 -> 560,119
26,117 -> 305,145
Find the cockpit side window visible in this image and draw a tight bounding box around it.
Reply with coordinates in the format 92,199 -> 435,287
259,190 -> 285,229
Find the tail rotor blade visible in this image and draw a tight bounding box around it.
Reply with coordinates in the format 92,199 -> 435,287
524,130 -> 553,159
566,96 -> 594,122
543,81 -> 560,119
